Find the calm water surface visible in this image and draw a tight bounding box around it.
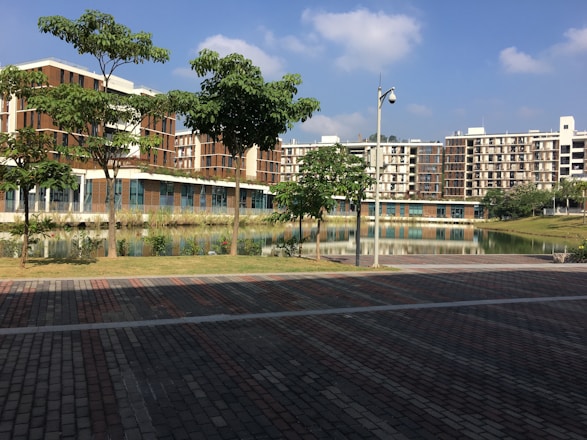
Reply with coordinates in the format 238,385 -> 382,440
17,223 -> 570,258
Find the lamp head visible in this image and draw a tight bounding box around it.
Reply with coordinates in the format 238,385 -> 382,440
388,87 -> 396,104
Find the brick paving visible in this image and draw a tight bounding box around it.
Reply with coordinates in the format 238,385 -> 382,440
0,256 -> 586,439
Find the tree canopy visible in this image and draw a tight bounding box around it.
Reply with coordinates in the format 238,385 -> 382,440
481,183 -> 552,219
271,144 -> 373,261
171,49 -> 320,255
33,9 -> 171,257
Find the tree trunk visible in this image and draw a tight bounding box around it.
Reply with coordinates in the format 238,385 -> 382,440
106,175 -> 117,258
355,205 -> 361,267
298,216 -> 303,257
315,219 -> 321,261
230,155 -> 241,256
20,189 -> 30,268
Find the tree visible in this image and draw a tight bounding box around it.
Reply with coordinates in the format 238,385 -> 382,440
555,178 -> 583,215
0,128 -> 78,267
269,180 -> 311,257
270,144 -> 373,262
335,147 -> 375,266
576,180 -> 587,225
481,188 -> 506,219
368,133 -> 397,143
170,49 -> 320,255
33,10 -> 171,258
0,66 -> 78,267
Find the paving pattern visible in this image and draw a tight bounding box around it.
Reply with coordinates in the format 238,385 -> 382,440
0,256 -> 586,439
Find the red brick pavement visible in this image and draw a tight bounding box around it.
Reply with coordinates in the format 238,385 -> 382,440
0,257 -> 586,439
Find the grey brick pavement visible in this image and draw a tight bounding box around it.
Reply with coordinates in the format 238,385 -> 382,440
0,255 -> 586,439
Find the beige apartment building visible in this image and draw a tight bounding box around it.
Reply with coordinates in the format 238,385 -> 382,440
174,130 -> 281,185
444,116 -> 587,199
281,136 -> 444,200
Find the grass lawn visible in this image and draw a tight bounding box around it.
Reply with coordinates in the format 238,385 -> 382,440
0,255 -> 384,280
477,215 -> 587,241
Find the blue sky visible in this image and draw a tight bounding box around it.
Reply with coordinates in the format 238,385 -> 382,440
2,0 -> 587,143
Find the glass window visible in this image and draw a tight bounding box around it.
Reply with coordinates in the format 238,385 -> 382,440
159,182 -> 174,207
181,184 -> 194,211
130,180 -> 144,209
84,180 -> 93,212
200,186 -> 207,209
211,187 -> 227,209
251,190 -> 265,209
451,205 -> 464,219
409,204 -> 423,217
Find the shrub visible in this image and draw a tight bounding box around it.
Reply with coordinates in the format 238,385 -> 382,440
276,236 -> 303,257
116,238 -> 129,256
145,233 -> 169,256
181,237 -> 203,256
0,239 -> 21,258
568,239 -> 587,263
70,231 -> 103,259
238,238 -> 261,256
213,234 -> 231,255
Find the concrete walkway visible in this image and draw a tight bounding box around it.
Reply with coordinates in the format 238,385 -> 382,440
0,256 -> 586,439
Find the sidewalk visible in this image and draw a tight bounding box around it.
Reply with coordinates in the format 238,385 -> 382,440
0,257 -> 586,439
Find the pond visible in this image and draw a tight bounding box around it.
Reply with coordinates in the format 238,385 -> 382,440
3,222 -> 570,258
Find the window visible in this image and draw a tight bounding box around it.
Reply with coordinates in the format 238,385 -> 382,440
130,180 -> 144,209
451,205 -> 464,219
78,75 -> 84,87
180,184 -> 194,211
159,182 -> 174,207
240,189 -> 247,209
251,190 -> 265,209
386,204 -> 395,216
199,186 -> 207,209
211,187 -> 227,209
409,204 -> 423,217
94,79 -> 100,90
437,206 -> 446,218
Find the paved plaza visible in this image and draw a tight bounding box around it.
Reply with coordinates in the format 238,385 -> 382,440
0,255 -> 586,439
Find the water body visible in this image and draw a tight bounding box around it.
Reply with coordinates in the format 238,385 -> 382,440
14,223 -> 569,258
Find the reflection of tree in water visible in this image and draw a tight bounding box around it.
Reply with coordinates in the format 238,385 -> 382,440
21,224 -> 568,258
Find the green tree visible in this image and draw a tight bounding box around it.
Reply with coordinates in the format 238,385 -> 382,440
555,178 -> 583,215
576,181 -> 587,225
0,128 -> 77,267
33,10 -> 171,258
269,181 -> 310,257
368,133 -> 397,142
481,188 -> 506,219
170,49 -> 320,255
335,147 -> 375,266
510,183 -> 552,217
0,66 -> 78,267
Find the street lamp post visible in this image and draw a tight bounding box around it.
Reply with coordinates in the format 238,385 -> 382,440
373,85 -> 396,267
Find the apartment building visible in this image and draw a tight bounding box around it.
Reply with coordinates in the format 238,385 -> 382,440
0,59 -> 274,217
175,130 -> 281,184
444,116 -> 587,199
281,136 -> 444,200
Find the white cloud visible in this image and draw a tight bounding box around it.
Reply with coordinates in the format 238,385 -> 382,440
301,8 -> 421,73
553,27 -> 587,54
407,104 -> 432,117
196,35 -> 285,79
499,47 -> 550,74
298,113 -> 369,140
